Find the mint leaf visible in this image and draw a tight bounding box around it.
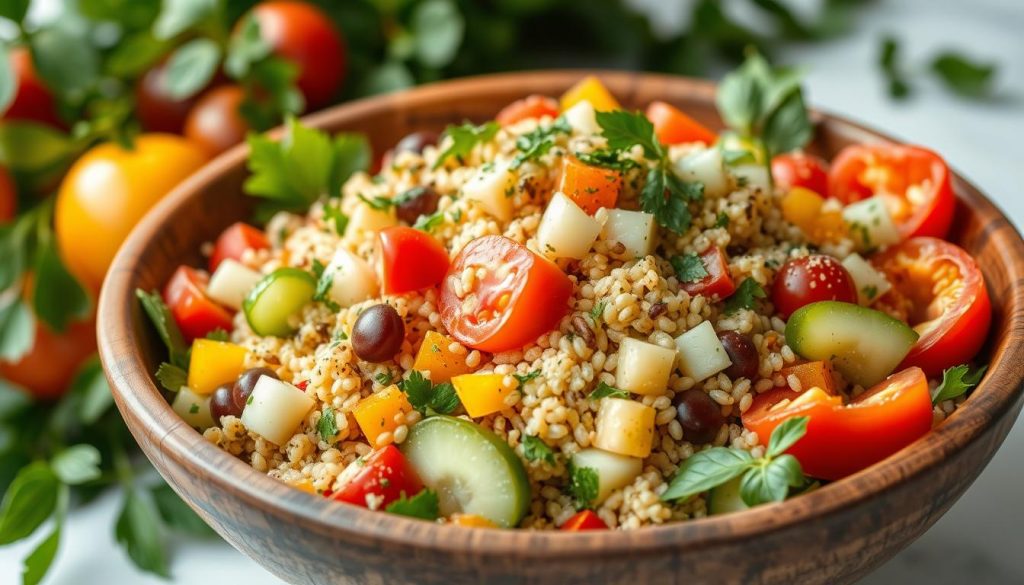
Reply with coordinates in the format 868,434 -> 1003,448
587,381 -> 629,401
723,278 -> 766,314
433,121 -> 499,169
385,489 -> 440,520
317,407 -> 339,443
670,252 -> 709,283
522,435 -> 555,465
661,447 -> 754,502
567,463 -> 599,508
766,416 -> 808,458
155,362 -> 187,393
932,364 -> 987,404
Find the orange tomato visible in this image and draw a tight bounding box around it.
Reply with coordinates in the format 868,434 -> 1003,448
55,134 -> 208,293
0,164 -> 15,222
184,85 -> 250,156
0,317 -> 97,401
645,101 -> 716,146
557,155 -> 622,215
496,95 -> 559,126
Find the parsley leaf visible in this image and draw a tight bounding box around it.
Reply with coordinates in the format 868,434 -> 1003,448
574,150 -> 640,172
429,382 -> 460,415
374,371 -> 393,386
715,212 -> 730,228
317,407 -> 338,443
522,435 -> 555,465
511,116 -> 570,169
587,381 -> 629,401
205,328 -> 229,342
154,363 -> 187,393
567,463 -> 599,509
385,489 -> 440,520
723,278 -> 766,314
358,194 -> 395,211
412,210 -> 446,232
433,121 -> 499,169
879,36 -> 912,99
399,371 -> 461,415
136,289 -> 188,369
322,202 -> 348,235
670,252 -> 709,283
932,364 -> 987,404
513,370 -> 541,388
931,52 -> 997,98
590,300 -> 607,323
595,110 -> 662,159
310,259 -> 339,312
661,447 -> 754,502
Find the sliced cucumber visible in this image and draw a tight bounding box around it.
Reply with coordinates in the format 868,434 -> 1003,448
400,416 -> 530,528
785,301 -> 918,388
707,477 -> 748,515
242,268 -> 316,337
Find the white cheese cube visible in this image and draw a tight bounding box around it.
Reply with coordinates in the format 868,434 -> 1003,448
729,164 -> 771,192
240,376 -> 315,445
841,253 -> 892,305
326,249 -> 379,308
537,192 -> 602,260
207,259 -> 262,310
674,148 -> 728,198
562,100 -> 600,136
602,209 -> 657,259
842,196 -> 901,250
463,161 -> 515,221
675,321 -> 732,382
172,386 -> 215,430
616,337 -> 676,395
344,203 -> 396,239
571,448 -> 642,504
593,398 -> 656,458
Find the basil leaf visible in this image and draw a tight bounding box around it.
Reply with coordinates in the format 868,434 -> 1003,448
761,89 -> 812,159
164,38 -> 222,100
151,482 -> 216,537
739,454 -> 804,506
115,488 -> 169,577
716,67 -> 763,135
21,523 -> 60,585
0,462 -> 59,545
766,416 -> 809,458
51,444 -> 102,485
661,447 -> 754,502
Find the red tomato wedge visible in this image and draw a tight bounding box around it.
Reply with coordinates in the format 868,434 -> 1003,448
645,101 -> 716,146
163,266 -> 234,341
561,510 -> 608,531
377,226 -> 450,295
209,222 -> 270,272
771,152 -> 829,196
870,237 -> 991,377
333,445 -> 424,509
680,247 -> 736,300
496,95 -> 559,126
558,155 -> 622,215
440,236 -> 572,353
828,144 -> 955,239
742,367 -> 933,480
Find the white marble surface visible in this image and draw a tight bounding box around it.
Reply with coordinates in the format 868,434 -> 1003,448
3,0 -> 1023,583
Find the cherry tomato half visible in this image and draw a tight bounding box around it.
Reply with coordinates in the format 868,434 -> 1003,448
829,144 -> 955,240
558,155 -> 622,215
681,247 -> 736,300
209,222 -> 270,273
250,1 -> 346,110
163,266 -> 234,342
561,510 -> 608,531
184,85 -> 250,156
871,237 -> 990,377
0,317 -> 96,401
772,255 -> 857,319
2,47 -> 62,129
377,226 -> 450,295
496,95 -> 560,127
771,152 -> 829,196
440,235 -> 572,353
742,367 -> 933,480
333,445 -> 424,510
645,101 -> 716,146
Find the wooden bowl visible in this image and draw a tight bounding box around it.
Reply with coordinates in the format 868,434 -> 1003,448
98,71 -> 1024,585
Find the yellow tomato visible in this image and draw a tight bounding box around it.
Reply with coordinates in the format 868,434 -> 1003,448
55,134 -> 208,292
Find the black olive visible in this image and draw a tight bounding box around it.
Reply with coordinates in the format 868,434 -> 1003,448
675,389 -> 725,445
351,304 -> 405,363
717,331 -> 759,380
232,367 -> 278,411
395,186 -> 441,225
211,384 -> 241,422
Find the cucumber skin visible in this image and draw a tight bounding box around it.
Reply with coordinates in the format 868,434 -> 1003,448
242,268 -> 316,337
401,416 -> 531,528
707,477 -> 748,515
785,301 -> 918,387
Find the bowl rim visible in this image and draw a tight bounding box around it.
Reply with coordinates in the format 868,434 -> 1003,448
99,69 -> 1024,559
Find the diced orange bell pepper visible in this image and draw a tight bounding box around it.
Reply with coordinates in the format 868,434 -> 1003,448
353,385 -> 413,446
451,373 -> 509,418
187,339 -> 248,395
781,187 -> 847,244
450,513 -> 498,528
412,331 -> 475,383
645,101 -> 717,146
560,76 -> 620,112
558,155 -> 623,215
780,361 -> 837,395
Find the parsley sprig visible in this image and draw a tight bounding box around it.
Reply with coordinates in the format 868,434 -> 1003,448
932,364 -> 987,404
433,121 -> 500,169
399,371 -> 461,415
385,489 -> 440,520
594,110 -> 704,233
587,381 -> 629,401
723,278 -> 767,314
662,417 -> 811,507
522,435 -> 556,465
567,463 -> 600,509
670,252 -> 709,283
511,116 -> 571,169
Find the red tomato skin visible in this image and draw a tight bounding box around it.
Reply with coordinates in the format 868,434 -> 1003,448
771,153 -> 829,196
828,144 -> 955,240
561,510 -> 608,531
872,238 -> 991,377
0,317 -> 96,401
333,445 -> 424,509
209,222 -> 270,273
3,47 -> 63,129
184,85 -> 249,156
645,101 -> 717,146
681,247 -> 736,300
251,2 -> 346,110
163,266 -> 234,341
439,236 -> 572,353
0,165 -> 15,222
743,367 -> 933,480
771,255 -> 858,319
496,95 -> 560,126
377,227 -> 450,295
135,59 -> 202,134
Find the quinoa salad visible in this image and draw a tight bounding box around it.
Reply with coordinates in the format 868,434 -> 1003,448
140,54 -> 991,531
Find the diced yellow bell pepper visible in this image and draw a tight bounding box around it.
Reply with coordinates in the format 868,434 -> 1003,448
187,339 -> 248,395
353,385 -> 412,446
291,479 -> 317,494
450,513 -> 497,528
560,76 -> 620,112
412,331 -> 475,383
451,373 -> 509,418
781,187 -> 847,244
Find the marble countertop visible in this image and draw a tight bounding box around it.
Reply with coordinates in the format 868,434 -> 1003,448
3,0 -> 1023,583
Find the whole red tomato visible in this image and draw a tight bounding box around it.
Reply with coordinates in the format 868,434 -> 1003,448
0,317 -> 97,401
2,47 -> 63,129
249,1 -> 346,110
0,164 -> 15,222
772,255 -> 857,319
184,85 -> 250,156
